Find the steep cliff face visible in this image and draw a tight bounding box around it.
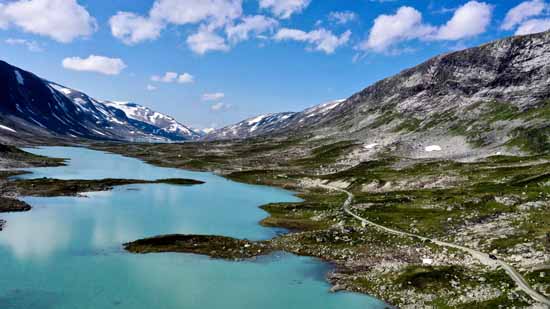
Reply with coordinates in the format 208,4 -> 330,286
331,30 -> 550,125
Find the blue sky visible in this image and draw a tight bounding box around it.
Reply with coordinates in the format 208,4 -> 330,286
1,0 -> 549,129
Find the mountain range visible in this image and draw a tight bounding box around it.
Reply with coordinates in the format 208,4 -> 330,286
1,30 -> 549,156
0,60 -> 200,143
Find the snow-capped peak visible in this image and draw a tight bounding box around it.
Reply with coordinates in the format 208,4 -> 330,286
204,98 -> 346,140
103,101 -> 198,138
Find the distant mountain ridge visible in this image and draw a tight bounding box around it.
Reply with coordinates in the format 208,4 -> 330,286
204,99 -> 345,140
0,60 -> 200,142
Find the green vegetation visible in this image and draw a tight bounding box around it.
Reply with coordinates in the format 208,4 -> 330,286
395,266 -> 466,291
481,101 -> 520,123
525,270 -> 550,294
0,144 -> 66,168
260,190 -> 345,231
124,234 -> 272,259
518,100 -> 550,121
293,141 -> 357,167
508,126 -> 550,154
12,177 -> 204,197
394,117 -> 423,132
367,111 -> 397,129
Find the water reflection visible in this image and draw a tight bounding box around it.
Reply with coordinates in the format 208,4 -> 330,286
0,207 -> 70,260
0,147 -> 386,309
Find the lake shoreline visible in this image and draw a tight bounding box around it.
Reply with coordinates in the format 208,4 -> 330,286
92,140 -> 550,308
1,145 -> 386,309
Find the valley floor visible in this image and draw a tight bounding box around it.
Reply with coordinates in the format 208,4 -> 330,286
1,139 -> 549,308
90,138 -> 550,308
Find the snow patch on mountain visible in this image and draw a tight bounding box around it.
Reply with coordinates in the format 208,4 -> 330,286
14,70 -> 24,85
49,83 -> 72,95
0,124 -> 16,133
425,145 -> 442,152
303,99 -> 346,118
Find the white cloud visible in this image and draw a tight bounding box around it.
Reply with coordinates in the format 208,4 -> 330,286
274,28 -> 351,54
5,38 -> 43,52
152,72 -> 177,82
202,92 -> 225,101
146,84 -> 157,91
108,0 -> 243,47
62,55 -> 127,75
225,15 -> 278,43
359,2 -> 492,53
502,0 -> 547,30
0,0 -> 97,43
151,72 -> 194,83
150,0 -> 242,29
178,73 -> 194,83
0,4 -> 8,29
259,0 -> 311,19
210,102 -> 231,111
109,12 -> 164,45
328,11 -> 358,24
515,18 -> 550,34
433,1 -> 493,40
358,6 -> 435,52
187,28 -> 230,54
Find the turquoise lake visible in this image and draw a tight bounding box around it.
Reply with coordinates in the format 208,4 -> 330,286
0,147 -> 387,309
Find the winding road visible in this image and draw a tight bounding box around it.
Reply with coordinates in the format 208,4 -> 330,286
318,184 -> 550,307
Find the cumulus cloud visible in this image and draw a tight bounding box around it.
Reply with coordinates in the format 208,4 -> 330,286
108,0 -> 243,51
62,55 -> 127,75
178,73 -> 195,83
274,28 -> 351,54
0,0 -> 97,43
225,15 -> 278,43
499,0 -> 550,35
515,18 -> 550,34
433,1 -> 493,40
502,0 -> 547,30
259,0 -> 311,19
358,6 -> 435,52
5,38 -> 43,52
359,2 -> 492,53
187,28 -> 230,54
210,102 -> 231,111
151,72 -> 194,83
109,12 -> 164,45
202,92 -> 225,101
328,11 -> 358,24
146,84 -> 157,91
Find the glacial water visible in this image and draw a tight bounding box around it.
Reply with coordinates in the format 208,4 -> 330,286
0,147 -> 387,309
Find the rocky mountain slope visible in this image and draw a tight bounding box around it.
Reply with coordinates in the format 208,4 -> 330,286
208,31 -> 550,159
0,60 -> 199,143
315,30 -> 550,159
